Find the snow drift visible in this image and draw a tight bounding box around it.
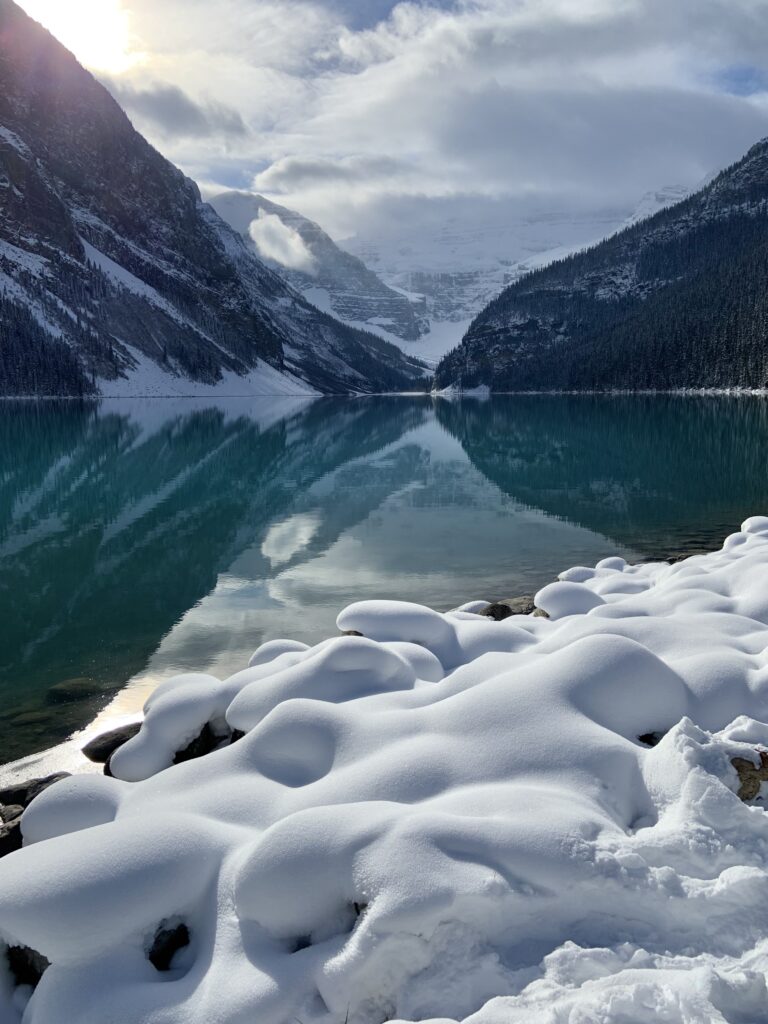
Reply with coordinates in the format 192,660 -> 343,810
6,522 -> 768,1022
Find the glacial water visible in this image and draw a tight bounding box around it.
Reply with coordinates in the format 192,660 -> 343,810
3,393 -> 768,762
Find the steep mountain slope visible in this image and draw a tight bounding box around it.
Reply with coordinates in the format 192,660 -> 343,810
0,0 -> 424,396
210,191 -> 426,342
435,139 -> 768,391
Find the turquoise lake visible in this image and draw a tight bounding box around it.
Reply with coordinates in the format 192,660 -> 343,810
3,394 -> 768,762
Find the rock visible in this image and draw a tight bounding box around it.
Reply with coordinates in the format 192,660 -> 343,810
0,819 -> 22,857
341,629 -> 364,636
501,596 -> 538,615
479,603 -> 514,621
478,596 -> 538,620
46,677 -> 106,704
173,722 -> 219,765
638,731 -> 666,748
479,598 -> 536,618
8,709 -> 58,727
732,751 -> 768,801
82,722 -> 142,764
0,773 -> 70,810
148,923 -> 190,972
0,804 -> 24,823
5,945 -> 50,988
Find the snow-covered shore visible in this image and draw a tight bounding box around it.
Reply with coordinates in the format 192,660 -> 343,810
5,523 -> 768,1022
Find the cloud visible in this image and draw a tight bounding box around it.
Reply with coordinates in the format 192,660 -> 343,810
87,0 -> 768,239
103,79 -> 248,139
248,210 -> 317,273
252,154 -> 411,190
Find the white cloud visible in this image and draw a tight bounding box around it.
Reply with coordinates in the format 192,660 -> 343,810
28,0 -> 768,238
248,210 -> 317,273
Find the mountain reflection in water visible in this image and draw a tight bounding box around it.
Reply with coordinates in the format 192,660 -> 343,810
3,394 -> 768,761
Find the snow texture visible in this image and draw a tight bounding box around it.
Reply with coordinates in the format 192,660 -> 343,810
7,524 -> 768,1022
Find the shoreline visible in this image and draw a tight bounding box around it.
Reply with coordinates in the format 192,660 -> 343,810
0,543 -> 718,788
4,525 -> 768,1023
7,387 -> 768,402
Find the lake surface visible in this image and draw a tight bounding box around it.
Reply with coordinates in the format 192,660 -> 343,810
3,393 -> 768,763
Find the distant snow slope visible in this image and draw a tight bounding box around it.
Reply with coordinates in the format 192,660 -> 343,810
7,521 -> 768,1022
341,204 -> 633,326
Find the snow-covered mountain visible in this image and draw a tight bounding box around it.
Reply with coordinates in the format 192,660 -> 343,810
341,204 -> 633,326
624,184 -> 691,226
0,0 -> 424,396
210,191 -> 426,343
435,137 -> 768,391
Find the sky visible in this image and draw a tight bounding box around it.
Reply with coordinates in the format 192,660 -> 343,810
15,0 -> 768,240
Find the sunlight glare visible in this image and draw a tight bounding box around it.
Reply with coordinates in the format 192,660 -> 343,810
17,0 -> 139,73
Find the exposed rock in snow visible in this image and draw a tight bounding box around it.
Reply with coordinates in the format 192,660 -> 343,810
5,524 -> 768,1021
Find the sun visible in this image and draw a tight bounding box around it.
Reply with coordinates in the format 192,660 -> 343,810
16,0 -> 140,74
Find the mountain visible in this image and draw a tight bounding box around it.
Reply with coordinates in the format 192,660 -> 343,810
210,191 -> 426,342
0,0 -> 424,396
434,139 -> 768,392
341,203 -> 632,327
624,184 -> 691,227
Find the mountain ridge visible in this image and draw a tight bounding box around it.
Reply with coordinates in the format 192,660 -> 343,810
210,190 -> 426,342
434,137 -> 768,392
0,0 -> 425,396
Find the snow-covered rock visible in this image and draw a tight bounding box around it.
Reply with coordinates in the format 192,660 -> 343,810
6,525 -> 768,1021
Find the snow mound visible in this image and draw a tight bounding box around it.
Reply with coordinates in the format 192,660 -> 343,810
6,523 -> 768,1022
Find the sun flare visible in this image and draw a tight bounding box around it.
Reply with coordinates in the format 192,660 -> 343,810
16,0 -> 139,73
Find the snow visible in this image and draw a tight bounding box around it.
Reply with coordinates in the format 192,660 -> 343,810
331,312 -> 469,368
98,343 -> 319,398
0,240 -> 48,277
0,125 -> 32,157
8,525 -> 768,1021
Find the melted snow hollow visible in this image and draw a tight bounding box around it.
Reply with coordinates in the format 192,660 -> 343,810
6,523 -> 768,1022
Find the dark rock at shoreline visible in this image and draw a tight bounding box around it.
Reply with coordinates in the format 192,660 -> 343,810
0,804 -> 23,823
0,772 -> 70,810
479,603 -> 514,621
173,722 -> 219,765
479,596 -> 538,620
82,722 -> 142,764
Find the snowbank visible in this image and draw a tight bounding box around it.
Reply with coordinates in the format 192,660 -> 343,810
6,522 -> 768,1022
